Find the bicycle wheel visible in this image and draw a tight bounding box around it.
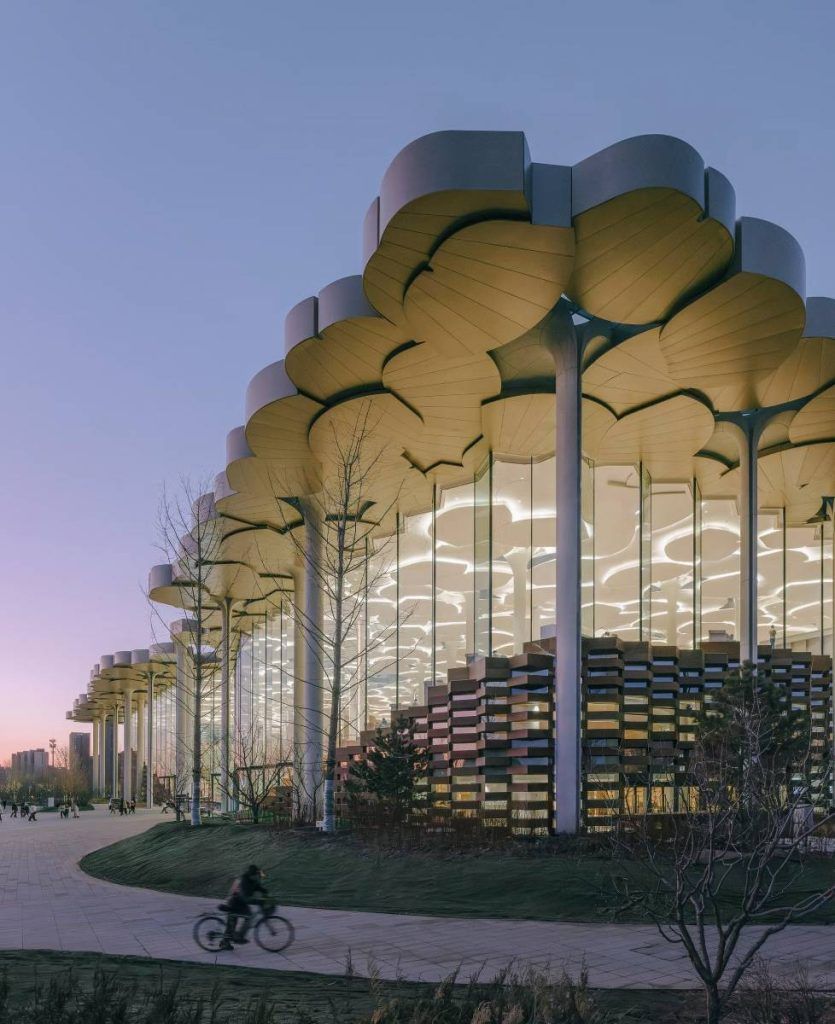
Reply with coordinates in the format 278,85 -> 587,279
193,914 -> 228,952
254,914 -> 294,953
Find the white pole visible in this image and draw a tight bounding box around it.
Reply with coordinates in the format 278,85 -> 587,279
220,597 -> 233,813
134,693 -> 145,800
146,672 -> 155,808
111,705 -> 119,799
91,716 -> 99,795
122,690 -> 133,802
545,305 -> 582,835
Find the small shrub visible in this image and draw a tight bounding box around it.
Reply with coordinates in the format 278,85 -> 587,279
728,961 -> 834,1024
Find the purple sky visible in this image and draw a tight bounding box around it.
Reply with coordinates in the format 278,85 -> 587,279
3,0 -> 835,759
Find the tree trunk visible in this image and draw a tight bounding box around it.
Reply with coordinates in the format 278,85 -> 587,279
321,544 -> 344,834
705,984 -> 721,1024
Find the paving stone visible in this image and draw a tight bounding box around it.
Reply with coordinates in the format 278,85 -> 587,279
0,807 -> 831,988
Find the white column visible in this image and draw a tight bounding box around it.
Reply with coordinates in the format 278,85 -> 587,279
545,305 -> 582,835
135,693 -> 145,800
122,690 -> 133,802
146,672 -> 155,808
111,705 -> 119,798
91,716 -> 99,795
98,716 -> 106,793
175,638 -> 193,800
299,502 -> 325,823
731,417 -> 762,664
220,597 -> 233,813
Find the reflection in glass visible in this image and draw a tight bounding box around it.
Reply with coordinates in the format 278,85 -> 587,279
593,465 -> 640,639
492,459 -> 532,657
531,456 -> 556,646
700,497 -> 739,643
474,457 -> 492,656
650,480 -> 694,646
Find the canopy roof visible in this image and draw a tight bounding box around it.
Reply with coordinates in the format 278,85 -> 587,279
70,130 -> 835,721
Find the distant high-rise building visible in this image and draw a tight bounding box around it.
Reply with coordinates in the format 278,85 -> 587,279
10,748 -> 48,777
69,731 -> 92,786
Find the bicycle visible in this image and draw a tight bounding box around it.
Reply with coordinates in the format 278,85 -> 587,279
193,897 -> 295,954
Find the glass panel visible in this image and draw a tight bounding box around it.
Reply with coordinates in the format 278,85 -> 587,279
693,480 -> 702,648
581,457 -> 595,638
531,455 -> 556,646
398,506 -> 433,707
700,497 -> 739,644
594,465 -> 640,639
435,477 -> 475,678
650,479 -> 693,647
785,521 -> 821,650
758,508 -> 784,649
474,457 -> 492,656
639,464 -> 652,641
235,633 -> 253,748
366,529 -> 398,726
821,525 -> 832,655
492,458 -> 532,657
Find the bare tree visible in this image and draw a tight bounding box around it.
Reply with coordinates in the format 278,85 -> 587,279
275,402 -> 411,832
218,722 -> 290,824
154,478 -> 225,827
609,670 -> 834,1024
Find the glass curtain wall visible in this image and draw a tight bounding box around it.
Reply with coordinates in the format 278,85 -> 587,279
233,603 -> 294,771
182,457 -> 835,780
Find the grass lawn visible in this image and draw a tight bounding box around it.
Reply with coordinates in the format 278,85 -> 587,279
80,821 -> 835,924
0,950 -> 703,1022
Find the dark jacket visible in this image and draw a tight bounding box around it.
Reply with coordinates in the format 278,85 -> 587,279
238,872 -> 266,902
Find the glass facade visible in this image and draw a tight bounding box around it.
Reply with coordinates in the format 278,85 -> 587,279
148,456 -> 835,792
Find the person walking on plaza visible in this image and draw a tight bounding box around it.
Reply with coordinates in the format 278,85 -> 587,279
10,803 -> 17,819
72,801 -> 79,819
27,806 -> 37,822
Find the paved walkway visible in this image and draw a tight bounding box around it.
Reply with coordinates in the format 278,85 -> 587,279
0,807 -> 832,988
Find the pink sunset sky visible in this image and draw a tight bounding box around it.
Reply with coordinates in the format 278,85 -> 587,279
4,0 -> 835,760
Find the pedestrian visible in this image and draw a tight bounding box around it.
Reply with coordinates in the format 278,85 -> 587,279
119,798 -> 125,815
1,799 -> 6,811
108,798 -> 116,815
27,807 -> 37,822
10,803 -> 16,819
129,799 -> 136,814
71,801 -> 79,819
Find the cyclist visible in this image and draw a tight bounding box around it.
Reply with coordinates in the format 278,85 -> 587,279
220,864 -> 267,949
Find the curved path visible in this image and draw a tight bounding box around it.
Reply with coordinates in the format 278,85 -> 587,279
0,807 -> 832,988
